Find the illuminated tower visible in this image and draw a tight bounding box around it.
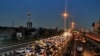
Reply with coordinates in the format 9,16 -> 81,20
27,11 -> 32,29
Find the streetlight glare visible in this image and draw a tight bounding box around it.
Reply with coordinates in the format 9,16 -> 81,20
62,12 -> 68,18
72,22 -> 75,25
63,31 -> 72,37
64,13 -> 67,17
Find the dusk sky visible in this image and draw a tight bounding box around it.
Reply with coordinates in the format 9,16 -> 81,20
0,0 -> 100,29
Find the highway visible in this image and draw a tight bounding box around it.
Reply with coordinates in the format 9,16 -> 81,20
75,34 -> 94,56
0,32 -> 100,56
63,32 -> 100,56
77,33 -> 100,56
0,35 -> 73,56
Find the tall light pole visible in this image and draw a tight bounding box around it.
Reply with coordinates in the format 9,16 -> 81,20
62,11 -> 68,32
62,0 -> 68,32
70,15 -> 76,31
71,21 -> 75,30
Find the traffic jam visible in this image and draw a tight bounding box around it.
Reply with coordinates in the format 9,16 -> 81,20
15,32 -> 72,56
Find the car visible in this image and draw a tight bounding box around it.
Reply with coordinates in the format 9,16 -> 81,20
15,48 -> 25,53
77,46 -> 83,52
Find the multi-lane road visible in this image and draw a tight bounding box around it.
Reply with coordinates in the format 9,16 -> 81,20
64,32 -> 100,56
72,33 -> 100,56
0,35 -> 73,56
0,32 -> 100,56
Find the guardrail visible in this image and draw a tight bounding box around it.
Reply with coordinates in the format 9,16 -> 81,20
85,35 -> 100,49
86,34 -> 100,42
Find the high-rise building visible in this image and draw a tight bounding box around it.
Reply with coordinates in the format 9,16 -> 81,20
92,20 -> 100,33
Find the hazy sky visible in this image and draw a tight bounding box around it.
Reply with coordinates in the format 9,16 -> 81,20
0,0 -> 100,29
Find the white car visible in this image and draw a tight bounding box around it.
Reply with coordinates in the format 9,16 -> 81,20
77,46 -> 83,52
15,48 -> 25,53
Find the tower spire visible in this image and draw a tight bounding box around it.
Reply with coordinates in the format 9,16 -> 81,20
27,10 -> 31,22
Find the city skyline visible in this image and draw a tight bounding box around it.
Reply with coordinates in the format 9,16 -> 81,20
0,0 -> 100,29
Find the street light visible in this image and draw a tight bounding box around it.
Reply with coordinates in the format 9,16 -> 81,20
62,11 -> 69,32
71,21 -> 75,29
63,12 -> 68,18
61,0 -> 69,32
